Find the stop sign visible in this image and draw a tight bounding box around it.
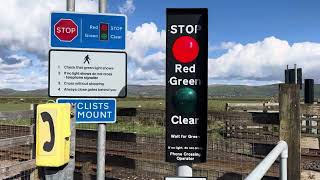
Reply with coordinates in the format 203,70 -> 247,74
54,19 -> 78,42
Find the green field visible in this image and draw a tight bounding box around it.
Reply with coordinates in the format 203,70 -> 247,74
0,97 -> 266,136
0,103 -> 31,111
0,97 -> 268,112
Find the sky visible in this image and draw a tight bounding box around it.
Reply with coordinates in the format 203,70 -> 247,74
1,0 -> 320,90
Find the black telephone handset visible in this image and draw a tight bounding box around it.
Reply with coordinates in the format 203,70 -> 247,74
41,112 -> 55,152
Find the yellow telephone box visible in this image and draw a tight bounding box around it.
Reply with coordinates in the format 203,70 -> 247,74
36,103 -> 71,167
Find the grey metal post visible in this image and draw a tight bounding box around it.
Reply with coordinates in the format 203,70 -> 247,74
97,124 -> 106,180
177,163 -> 192,177
42,1 -> 76,179
97,1 -> 108,180
66,2 -> 76,179
67,0 -> 75,11
99,0 -> 108,12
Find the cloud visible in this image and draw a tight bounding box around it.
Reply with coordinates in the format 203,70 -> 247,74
209,36 -> 320,84
0,55 -> 31,74
126,22 -> 166,84
3,1 -> 320,90
118,0 -> 135,14
125,26 -> 320,85
0,0 -> 98,90
1,74 -> 48,90
0,54 -> 47,90
209,41 -> 237,52
0,0 -> 97,59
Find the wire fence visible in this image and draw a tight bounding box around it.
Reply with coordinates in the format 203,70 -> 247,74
0,110 -> 36,180
75,109 -> 281,180
0,107 -> 319,179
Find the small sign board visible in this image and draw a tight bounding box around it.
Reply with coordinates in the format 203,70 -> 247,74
165,178 -> 207,180
50,12 -> 126,50
56,98 -> 116,123
49,49 -> 127,98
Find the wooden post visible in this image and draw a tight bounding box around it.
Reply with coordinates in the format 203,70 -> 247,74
30,104 -> 39,180
279,84 -> 301,180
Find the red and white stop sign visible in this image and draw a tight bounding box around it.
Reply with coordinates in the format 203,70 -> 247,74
54,19 -> 78,42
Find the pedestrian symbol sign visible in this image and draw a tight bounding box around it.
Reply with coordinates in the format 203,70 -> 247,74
83,54 -> 91,64
49,49 -> 127,98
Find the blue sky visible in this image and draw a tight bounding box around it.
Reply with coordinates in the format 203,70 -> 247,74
1,0 -> 320,90
120,0 -> 320,43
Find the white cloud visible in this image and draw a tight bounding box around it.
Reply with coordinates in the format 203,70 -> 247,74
0,0 -> 98,90
0,73 -> 48,90
2,0 -> 320,89
209,36 -> 320,84
126,22 -> 166,84
209,41 -> 237,51
127,22 -> 165,60
125,26 -> 320,85
0,0 -> 97,58
0,54 -> 47,90
118,0 -> 135,14
0,55 -> 31,74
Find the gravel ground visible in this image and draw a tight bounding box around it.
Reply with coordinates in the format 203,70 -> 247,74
107,167 -> 162,180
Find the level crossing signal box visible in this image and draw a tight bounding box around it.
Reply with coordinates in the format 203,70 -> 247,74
166,8 -> 208,163
36,103 -> 71,167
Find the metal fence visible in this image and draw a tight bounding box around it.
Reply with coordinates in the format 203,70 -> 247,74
0,110 -> 36,180
75,109 -> 281,180
1,107 -> 319,179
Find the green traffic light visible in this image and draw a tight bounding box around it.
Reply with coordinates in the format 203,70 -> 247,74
100,33 -> 108,40
173,87 -> 197,113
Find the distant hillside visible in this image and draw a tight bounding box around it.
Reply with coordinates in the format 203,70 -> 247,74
0,84 -> 319,98
0,88 -> 47,97
208,84 -> 279,97
128,84 -> 320,98
128,85 -> 165,97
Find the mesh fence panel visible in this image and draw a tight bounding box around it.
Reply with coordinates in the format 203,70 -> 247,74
0,111 -> 36,180
1,108 -> 319,179
75,110 -> 281,180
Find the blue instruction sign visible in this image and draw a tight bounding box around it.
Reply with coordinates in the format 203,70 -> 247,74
50,12 -> 126,50
56,98 -> 116,123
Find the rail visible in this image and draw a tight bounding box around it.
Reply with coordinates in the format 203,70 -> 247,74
245,140 -> 288,180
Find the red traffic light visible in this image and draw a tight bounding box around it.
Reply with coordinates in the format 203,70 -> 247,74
172,36 -> 199,64
100,24 -> 108,31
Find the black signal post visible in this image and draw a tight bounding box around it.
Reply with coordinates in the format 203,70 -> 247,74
166,8 -> 208,163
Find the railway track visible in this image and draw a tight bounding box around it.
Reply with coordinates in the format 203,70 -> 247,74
1,124 -> 320,179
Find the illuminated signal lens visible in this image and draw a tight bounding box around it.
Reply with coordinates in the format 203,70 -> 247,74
100,24 -> 108,31
172,36 -> 199,64
173,87 -> 197,113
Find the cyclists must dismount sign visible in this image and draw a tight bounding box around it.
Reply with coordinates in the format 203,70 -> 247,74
57,98 -> 116,123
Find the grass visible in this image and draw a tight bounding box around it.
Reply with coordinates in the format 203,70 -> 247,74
0,119 -> 32,126
0,97 -> 264,136
76,116 -> 165,136
117,99 -> 164,110
115,97 -> 266,111
0,99 -> 255,112
0,103 -> 31,111
0,97 -> 266,112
